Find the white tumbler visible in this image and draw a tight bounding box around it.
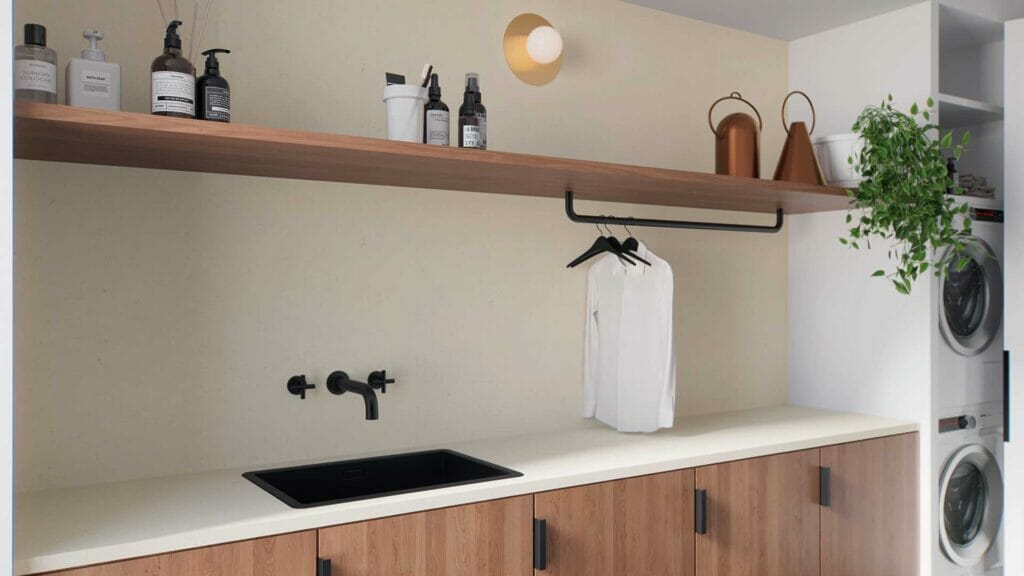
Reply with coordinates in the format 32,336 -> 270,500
383,84 -> 428,143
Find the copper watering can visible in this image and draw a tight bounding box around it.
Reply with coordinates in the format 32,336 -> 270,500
774,91 -> 826,185
708,92 -> 762,178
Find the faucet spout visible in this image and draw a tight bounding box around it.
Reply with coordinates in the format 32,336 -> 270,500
326,371 -> 380,420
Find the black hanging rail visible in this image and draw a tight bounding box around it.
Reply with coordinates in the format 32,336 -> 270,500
564,191 -> 784,233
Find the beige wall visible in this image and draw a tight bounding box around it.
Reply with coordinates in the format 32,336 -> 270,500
14,0 -> 789,491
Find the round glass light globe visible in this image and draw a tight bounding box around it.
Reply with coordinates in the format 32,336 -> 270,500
526,25 -> 563,65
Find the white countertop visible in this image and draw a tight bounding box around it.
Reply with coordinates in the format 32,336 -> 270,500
14,405 -> 917,575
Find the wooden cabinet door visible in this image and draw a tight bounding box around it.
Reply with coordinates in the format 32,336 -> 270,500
695,449 -> 820,576
41,530 -> 316,575
533,469 -> 694,576
318,495 -> 532,576
820,433 -> 918,576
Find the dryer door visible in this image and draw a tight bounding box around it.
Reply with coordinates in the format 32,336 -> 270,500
939,443 -> 1004,566
939,238 -> 1003,357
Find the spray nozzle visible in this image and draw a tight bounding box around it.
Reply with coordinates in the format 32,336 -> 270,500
81,29 -> 106,61
202,48 -> 230,73
164,20 -> 183,50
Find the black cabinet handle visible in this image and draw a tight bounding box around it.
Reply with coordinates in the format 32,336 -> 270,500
317,558 -> 331,576
1005,350 -> 1011,443
820,467 -> 832,507
695,489 -> 707,535
533,518 -> 547,570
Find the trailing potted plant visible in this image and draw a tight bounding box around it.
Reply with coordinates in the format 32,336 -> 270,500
842,95 -> 972,295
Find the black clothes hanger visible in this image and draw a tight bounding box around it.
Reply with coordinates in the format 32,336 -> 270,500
567,223 -> 636,268
614,223 -> 651,267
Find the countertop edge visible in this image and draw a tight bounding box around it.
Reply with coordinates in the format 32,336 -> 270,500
15,419 -> 918,575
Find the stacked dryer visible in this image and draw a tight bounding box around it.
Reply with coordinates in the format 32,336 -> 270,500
933,201 -> 1006,575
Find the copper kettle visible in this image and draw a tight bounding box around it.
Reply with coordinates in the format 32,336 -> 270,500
773,91 -> 826,185
708,92 -> 762,178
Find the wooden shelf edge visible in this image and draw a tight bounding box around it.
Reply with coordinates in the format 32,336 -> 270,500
13,103 -> 851,215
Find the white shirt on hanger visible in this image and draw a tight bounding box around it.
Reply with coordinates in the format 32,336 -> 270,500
583,242 -> 675,433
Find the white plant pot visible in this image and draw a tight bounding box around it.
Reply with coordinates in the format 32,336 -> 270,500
812,133 -> 865,188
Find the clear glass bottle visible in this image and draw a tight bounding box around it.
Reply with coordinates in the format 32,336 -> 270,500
15,24 -> 58,103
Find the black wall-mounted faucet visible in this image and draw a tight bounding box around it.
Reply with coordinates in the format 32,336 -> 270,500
326,370 -> 395,420
286,375 -> 316,399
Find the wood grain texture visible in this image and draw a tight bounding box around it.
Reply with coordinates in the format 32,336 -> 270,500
533,469 -> 694,576
821,433 -> 919,576
37,531 -> 315,576
695,449 -> 820,576
318,495 -> 532,576
14,103 -> 851,215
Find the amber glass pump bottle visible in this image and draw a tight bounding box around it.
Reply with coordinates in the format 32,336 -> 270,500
150,20 -> 196,118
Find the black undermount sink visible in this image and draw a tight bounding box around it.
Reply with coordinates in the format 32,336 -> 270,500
243,449 -> 522,508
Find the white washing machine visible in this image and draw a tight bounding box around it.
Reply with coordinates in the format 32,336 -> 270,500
934,403 -> 1004,575
936,204 -> 1005,411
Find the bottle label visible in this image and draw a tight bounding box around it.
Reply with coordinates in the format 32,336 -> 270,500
152,71 -> 195,116
478,113 -> 487,150
14,59 -> 57,94
204,86 -> 231,122
425,110 -> 450,146
462,125 -> 482,149
81,69 -> 112,96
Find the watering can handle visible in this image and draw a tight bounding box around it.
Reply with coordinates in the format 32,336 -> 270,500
708,92 -> 763,137
782,91 -> 816,135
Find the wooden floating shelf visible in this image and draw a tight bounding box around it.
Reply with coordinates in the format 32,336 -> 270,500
14,103 -> 851,215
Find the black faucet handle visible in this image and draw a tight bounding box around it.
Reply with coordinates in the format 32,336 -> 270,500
287,375 -> 316,400
368,370 -> 395,393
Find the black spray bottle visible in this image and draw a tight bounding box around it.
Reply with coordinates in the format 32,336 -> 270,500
459,74 -> 485,149
424,73 -> 449,146
197,48 -> 231,122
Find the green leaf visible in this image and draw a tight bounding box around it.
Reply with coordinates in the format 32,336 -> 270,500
926,96 -> 935,107
961,131 -> 971,146
888,94 -> 894,102
839,238 -> 848,245
940,131 -> 953,147
923,110 -> 930,121
910,102 -> 919,115
956,257 -> 971,271
872,270 -> 886,277
846,213 -> 852,223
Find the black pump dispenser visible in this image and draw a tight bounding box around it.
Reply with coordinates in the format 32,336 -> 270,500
202,48 -> 229,75
197,48 -> 231,122
163,20 -> 183,50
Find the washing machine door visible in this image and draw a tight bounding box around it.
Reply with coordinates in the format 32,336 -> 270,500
939,238 -> 1003,357
939,444 -> 1003,566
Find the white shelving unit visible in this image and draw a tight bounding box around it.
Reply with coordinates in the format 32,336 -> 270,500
938,3 -> 1005,204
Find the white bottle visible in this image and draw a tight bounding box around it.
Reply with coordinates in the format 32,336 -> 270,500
65,29 -> 121,111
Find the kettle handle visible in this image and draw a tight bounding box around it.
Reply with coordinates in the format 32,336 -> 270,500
708,92 -> 763,138
781,91 -> 817,135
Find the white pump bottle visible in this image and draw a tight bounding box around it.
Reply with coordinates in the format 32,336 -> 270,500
65,29 -> 121,111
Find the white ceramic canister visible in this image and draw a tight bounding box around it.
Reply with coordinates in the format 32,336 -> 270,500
383,84 -> 428,143
812,133 -> 865,188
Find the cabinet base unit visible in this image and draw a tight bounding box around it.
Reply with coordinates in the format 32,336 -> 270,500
318,495 -> 533,576
695,449 -> 821,576
821,433 -> 919,576
534,470 -> 695,576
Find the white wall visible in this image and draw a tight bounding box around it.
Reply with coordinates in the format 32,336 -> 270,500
786,3 -> 936,573
788,2 -> 935,136
13,0 -> 792,492
2,0 -> 14,573
1003,17 -> 1024,576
